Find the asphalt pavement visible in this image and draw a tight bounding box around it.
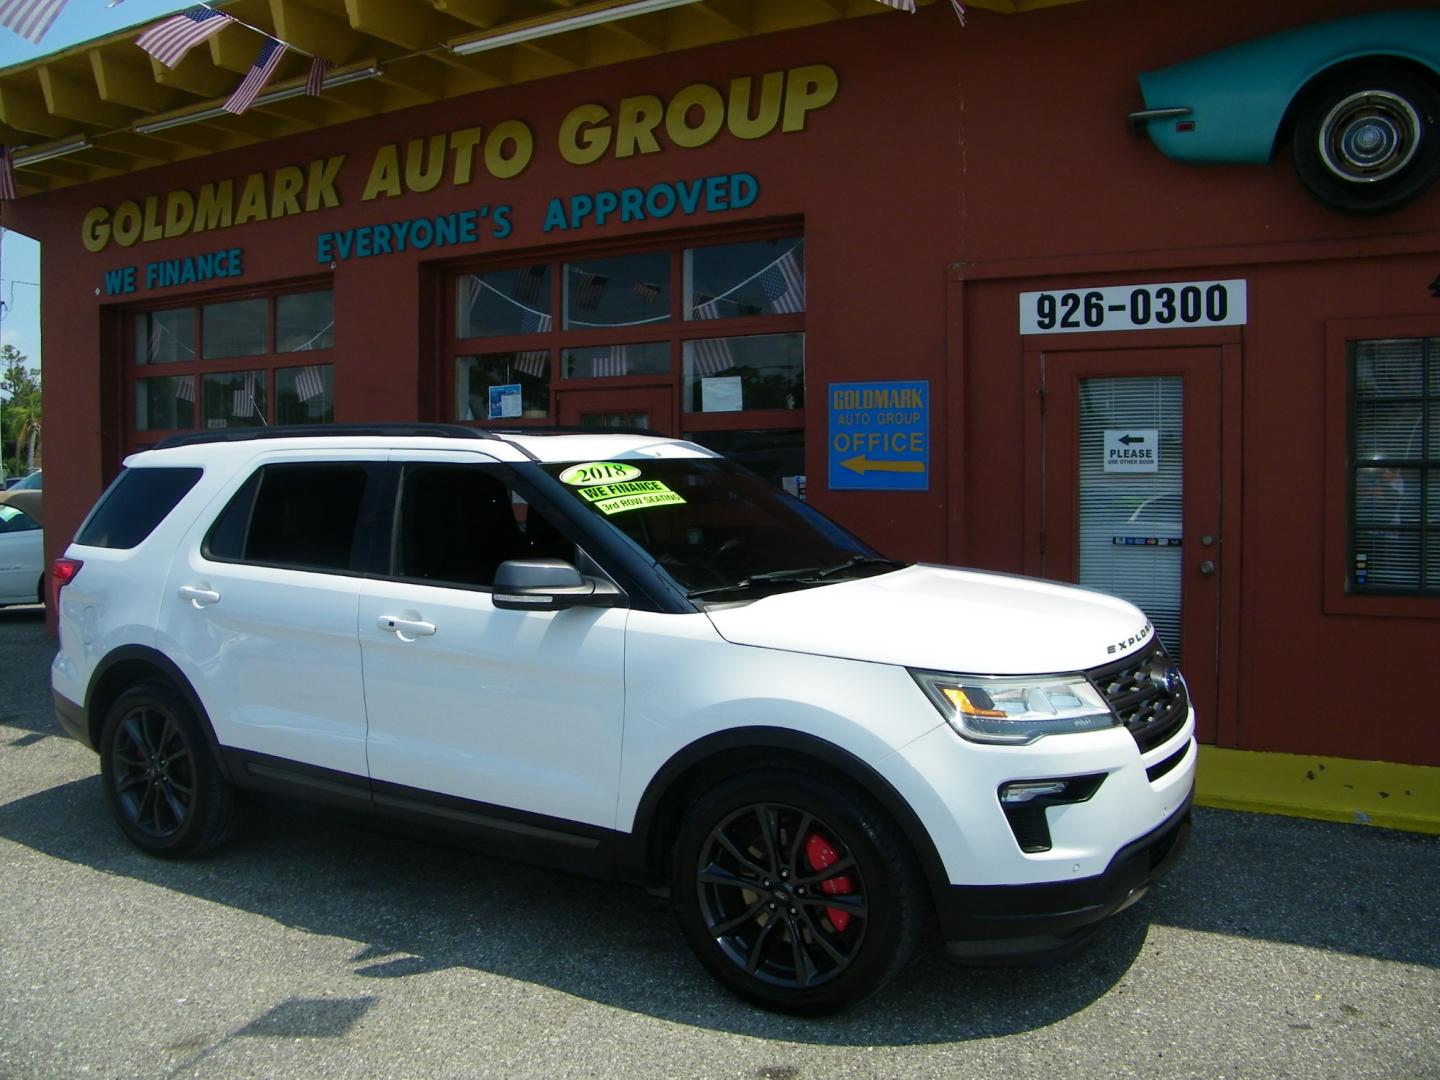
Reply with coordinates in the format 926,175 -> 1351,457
1,607 -> 1437,1079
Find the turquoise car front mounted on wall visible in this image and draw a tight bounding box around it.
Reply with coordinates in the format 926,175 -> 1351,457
1128,11 -> 1440,215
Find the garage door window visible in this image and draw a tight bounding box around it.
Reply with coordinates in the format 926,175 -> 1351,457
131,286 -> 336,440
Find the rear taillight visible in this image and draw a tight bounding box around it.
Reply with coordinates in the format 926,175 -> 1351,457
52,557 -> 84,593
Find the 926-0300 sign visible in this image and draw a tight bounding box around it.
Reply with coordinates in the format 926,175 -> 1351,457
1019,279 -> 1247,335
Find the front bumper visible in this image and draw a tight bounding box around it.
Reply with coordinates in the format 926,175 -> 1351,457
935,793 -> 1192,962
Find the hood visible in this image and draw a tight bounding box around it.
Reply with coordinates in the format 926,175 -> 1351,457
703,564 -> 1154,674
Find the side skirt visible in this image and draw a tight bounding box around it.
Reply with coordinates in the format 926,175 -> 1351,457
223,748 -> 629,880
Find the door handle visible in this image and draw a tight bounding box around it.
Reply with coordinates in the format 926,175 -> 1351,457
178,585 -> 221,607
1198,560 -> 1216,576
377,615 -> 437,639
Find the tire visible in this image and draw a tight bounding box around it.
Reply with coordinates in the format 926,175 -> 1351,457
1291,64 -> 1440,215
98,683 -> 240,858
671,768 -> 923,1014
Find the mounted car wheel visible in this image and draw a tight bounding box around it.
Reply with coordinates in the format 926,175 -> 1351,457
1291,65 -> 1440,215
672,769 -> 923,1014
99,683 -> 239,858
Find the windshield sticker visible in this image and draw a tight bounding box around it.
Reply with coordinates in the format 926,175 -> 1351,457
560,462 -> 642,486
577,479 -> 687,515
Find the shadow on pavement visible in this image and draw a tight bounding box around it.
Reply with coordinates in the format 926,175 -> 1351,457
0,773 -> 1148,1046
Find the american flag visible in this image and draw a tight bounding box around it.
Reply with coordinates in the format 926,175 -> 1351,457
465,273 -> 485,310
136,6 -> 231,68
0,0 -> 66,44
592,346 -> 629,378
511,265 -> 546,306
0,146 -> 15,201
514,350 -> 549,378
294,365 -> 325,402
232,371 -> 259,417
872,0 -> 916,11
305,55 -> 330,96
224,37 -> 286,115
689,292 -> 721,320
759,248 -> 805,314
521,310 -> 552,335
572,271 -> 608,311
689,337 -> 735,377
632,281 -> 661,303
175,375 -> 195,403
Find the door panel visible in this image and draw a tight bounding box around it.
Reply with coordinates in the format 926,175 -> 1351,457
160,453 -> 384,777
1043,348 -> 1221,740
358,453 -> 627,828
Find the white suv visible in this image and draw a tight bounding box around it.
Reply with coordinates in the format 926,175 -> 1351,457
51,425 -> 1194,1013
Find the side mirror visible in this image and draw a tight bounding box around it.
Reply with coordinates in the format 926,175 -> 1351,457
492,558 -> 624,612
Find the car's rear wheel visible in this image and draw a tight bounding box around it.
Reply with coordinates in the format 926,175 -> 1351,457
99,683 -> 239,858
671,769 -> 922,1014
1292,65 -> 1440,215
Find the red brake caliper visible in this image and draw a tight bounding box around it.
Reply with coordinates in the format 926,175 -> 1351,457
804,832 -> 855,932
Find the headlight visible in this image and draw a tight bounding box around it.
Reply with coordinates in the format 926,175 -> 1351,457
910,670 -> 1116,745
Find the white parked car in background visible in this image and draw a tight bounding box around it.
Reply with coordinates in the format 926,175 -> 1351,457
0,490 -> 44,607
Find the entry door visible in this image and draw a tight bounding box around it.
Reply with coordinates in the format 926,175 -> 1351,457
1042,348 -> 1221,739
557,385 -> 674,434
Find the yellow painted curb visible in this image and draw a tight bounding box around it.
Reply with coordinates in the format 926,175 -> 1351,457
1195,746 -> 1440,835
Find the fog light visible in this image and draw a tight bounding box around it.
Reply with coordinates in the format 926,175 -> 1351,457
997,774 -> 1107,853
999,780 -> 1070,804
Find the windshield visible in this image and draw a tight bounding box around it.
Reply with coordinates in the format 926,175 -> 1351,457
542,457 -> 903,598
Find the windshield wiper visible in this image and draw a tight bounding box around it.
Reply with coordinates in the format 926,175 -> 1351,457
685,558 -> 907,599
685,567 -> 823,600
809,555 -> 909,580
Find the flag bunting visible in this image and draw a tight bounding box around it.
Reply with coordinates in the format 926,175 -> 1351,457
0,145 -> 16,201
224,36 -> 285,114
136,6 -> 231,68
0,0 -> 66,44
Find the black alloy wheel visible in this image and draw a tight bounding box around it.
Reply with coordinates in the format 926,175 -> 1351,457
673,769 -> 922,1014
99,683 -> 239,858
1292,64 -> 1440,215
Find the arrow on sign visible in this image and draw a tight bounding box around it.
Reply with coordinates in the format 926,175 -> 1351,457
840,456 -> 925,475
1119,434 -> 1146,445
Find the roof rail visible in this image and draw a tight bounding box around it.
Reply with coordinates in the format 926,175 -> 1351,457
152,423 -> 503,450
489,425 -> 662,438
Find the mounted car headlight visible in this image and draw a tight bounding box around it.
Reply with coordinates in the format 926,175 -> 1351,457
910,670 -> 1116,745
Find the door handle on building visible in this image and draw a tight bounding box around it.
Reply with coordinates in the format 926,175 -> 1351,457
177,585 -> 221,607
1198,560 -> 1216,576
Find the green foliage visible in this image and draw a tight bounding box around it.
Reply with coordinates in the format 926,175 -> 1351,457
1,343 -> 41,481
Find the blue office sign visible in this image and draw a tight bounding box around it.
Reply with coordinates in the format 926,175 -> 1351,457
827,380 -> 929,491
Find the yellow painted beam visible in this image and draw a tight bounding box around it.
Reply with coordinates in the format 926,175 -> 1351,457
430,0 -> 516,30
270,0 -> 364,60
1196,746 -> 1440,835
344,0 -> 445,50
38,65 -> 135,128
90,52 -> 178,113
0,85 -> 70,138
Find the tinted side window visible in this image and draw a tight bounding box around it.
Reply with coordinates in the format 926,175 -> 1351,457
75,467 -> 203,549
397,465 -> 522,587
209,463 -> 369,572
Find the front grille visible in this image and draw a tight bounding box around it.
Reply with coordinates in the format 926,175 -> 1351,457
1087,639 -> 1189,754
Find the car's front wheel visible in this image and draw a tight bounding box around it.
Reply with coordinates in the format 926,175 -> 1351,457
1291,65 -> 1440,215
99,683 -> 240,858
672,769 -> 923,1014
